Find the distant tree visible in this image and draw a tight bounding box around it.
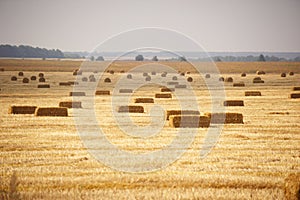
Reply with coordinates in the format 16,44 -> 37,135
96,56 -> 104,61
90,56 -> 95,61
258,54 -> 266,62
152,56 -> 158,61
214,57 -> 222,62
135,54 -> 144,61
178,56 -> 187,62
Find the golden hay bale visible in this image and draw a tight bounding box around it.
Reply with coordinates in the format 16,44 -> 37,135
155,93 -> 172,99
186,71 -> 190,74
82,77 -> 88,82
169,115 -> 210,128
134,98 -> 154,103
166,110 -> 200,120
38,73 -> 44,78
119,89 -> 133,93
172,76 -> 178,80
223,100 -> 244,106
289,72 -> 294,76
293,87 -> 300,91
167,81 -> 179,85
145,76 -> 151,81
68,81 -> 79,85
225,77 -> 233,82
39,77 -> 46,82
290,93 -> 300,99
9,106 -> 37,114
180,72 -> 185,76
22,78 -> 29,83
59,82 -> 71,86
256,70 -> 266,75
35,107 -> 68,117
205,74 -> 210,78
104,78 -> 111,83
187,77 -> 193,82
175,84 -> 187,88
161,88 -> 175,92
118,105 -> 144,113
120,70 -> 125,73
161,72 -> 167,77
284,173 -> 300,200
253,79 -> 264,83
109,70 -> 114,74
18,72 -> 24,76
95,90 -> 110,95
204,112 -> 244,124
219,77 -> 225,82
11,76 -> 17,81
245,91 -> 261,96
143,72 -> 148,77
69,92 -> 86,96
241,73 -> 246,77
281,73 -> 286,77
151,71 -> 156,75
59,101 -> 82,108
37,84 -> 50,88
30,76 -> 37,80
127,74 -> 132,79
233,82 -> 245,87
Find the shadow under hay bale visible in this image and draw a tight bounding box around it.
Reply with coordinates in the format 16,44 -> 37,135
175,84 -> 187,88
11,76 -> 17,81
82,77 -> 88,82
289,72 -> 294,76
161,87 -> 175,92
256,70 -> 266,75
35,107 -> 68,117
219,77 -> 225,82
69,92 -> 86,96
59,101 -> 82,108
293,87 -> 300,91
18,72 -> 24,76
145,76 -> 151,81
39,77 -> 46,82
205,112 -> 244,124
22,78 -> 29,83
9,106 -> 37,114
172,76 -> 178,80
169,115 -> 210,128
134,98 -> 154,103
95,90 -> 110,95
38,73 -> 44,78
281,73 -> 286,77
59,82 -> 71,86
104,78 -> 111,83
233,82 -> 245,87
241,73 -> 246,77
245,91 -> 261,96
118,105 -> 144,113
119,89 -> 133,93
290,93 -> 300,99
225,77 -> 233,82
284,173 -> 300,200
37,84 -> 50,88
253,78 -> 264,83
155,93 -> 172,98
223,100 -> 244,106
205,74 -> 210,78
30,76 -> 37,81
167,81 -> 179,85
166,110 -> 200,120
127,74 -> 132,79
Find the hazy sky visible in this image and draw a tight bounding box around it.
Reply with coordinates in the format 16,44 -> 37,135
0,0 -> 299,52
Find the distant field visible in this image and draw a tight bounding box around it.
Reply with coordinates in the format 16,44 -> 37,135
0,59 -> 299,199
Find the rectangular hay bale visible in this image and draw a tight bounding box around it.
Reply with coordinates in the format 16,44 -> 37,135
167,82 -> 179,85
37,84 -> 50,88
95,90 -> 110,95
118,105 -> 144,113
119,89 -> 133,93
166,110 -> 200,120
59,101 -> 82,108
205,113 -> 244,124
233,82 -> 245,87
155,93 -> 172,98
290,93 -> 300,99
69,92 -> 86,96
68,81 -> 79,85
223,100 -> 244,106
35,107 -> 68,116
245,91 -> 261,96
169,115 -> 210,128
9,106 -> 37,114
59,82 -> 71,86
161,88 -> 175,92
134,98 -> 154,103
175,84 -> 187,88
293,87 -> 300,91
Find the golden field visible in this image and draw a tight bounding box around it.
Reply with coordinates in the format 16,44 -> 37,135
0,59 -> 299,199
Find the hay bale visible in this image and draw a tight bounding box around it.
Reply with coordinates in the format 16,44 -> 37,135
59,82 -> 71,86
205,112 -> 243,124
95,90 -> 110,95
35,107 -> 68,117
73,69 -> 82,76
68,81 -> 79,85
37,84 -> 50,88
180,72 -> 185,76
253,79 -> 264,83
245,91 -> 261,96
151,71 -> 156,75
219,77 -> 224,82
166,110 -> 200,120
9,106 -> 37,114
172,76 -> 178,80
167,81 -> 179,85
120,70 -> 125,73
134,98 -> 154,103
82,77 -> 88,82
175,84 -> 187,88
161,88 -> 175,92
143,72 -> 148,77
18,72 -> 24,76
293,87 -> 300,91
59,101 -> 82,108
169,115 -> 210,128
284,173 -> 300,200
89,74 -> 95,79
0,68 -> 4,72
22,78 -> 29,83
109,70 -> 114,74
38,73 -> 44,78
205,74 -> 210,78
69,92 -> 86,96
241,73 -> 246,77
39,77 -> 46,82
30,76 -> 37,80
161,72 -> 167,77
127,74 -> 132,79
233,82 -> 245,87
155,93 -> 172,98
11,76 -> 17,81
145,76 -> 151,81
118,105 -> 144,113
256,70 -> 266,75
187,77 -> 193,82
104,78 -> 111,83
186,71 -> 190,74
224,100 -> 244,106
290,93 -> 300,99
119,89 -> 133,93
281,73 -> 286,77
289,72 -> 294,76
225,77 -> 233,82
89,77 -> 96,82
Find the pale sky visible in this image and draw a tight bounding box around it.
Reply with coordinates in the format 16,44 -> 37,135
0,0 -> 299,52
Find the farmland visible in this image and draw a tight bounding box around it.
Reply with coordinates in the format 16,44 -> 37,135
0,59 -> 299,199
